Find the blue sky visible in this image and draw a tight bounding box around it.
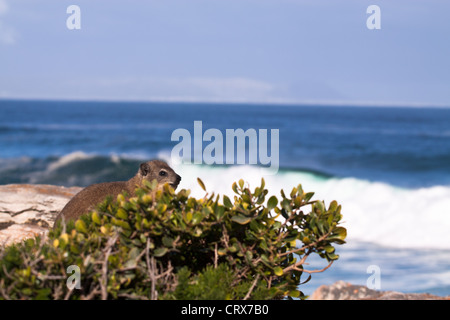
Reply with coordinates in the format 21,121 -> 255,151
0,0 -> 449,106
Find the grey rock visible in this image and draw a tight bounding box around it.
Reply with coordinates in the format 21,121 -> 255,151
310,280 -> 450,300
0,184 -> 81,246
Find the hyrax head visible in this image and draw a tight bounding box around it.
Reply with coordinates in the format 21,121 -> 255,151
139,160 -> 181,190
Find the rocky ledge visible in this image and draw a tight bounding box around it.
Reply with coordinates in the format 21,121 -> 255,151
0,184 -> 81,247
310,280 -> 449,300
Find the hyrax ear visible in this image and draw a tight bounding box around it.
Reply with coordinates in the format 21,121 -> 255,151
139,162 -> 150,177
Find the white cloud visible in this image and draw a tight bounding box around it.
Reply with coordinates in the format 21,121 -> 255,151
0,75 -> 283,103
151,77 -> 277,101
0,21 -> 15,44
66,76 -> 280,103
0,0 -> 8,15
186,77 -> 274,97
0,0 -> 16,45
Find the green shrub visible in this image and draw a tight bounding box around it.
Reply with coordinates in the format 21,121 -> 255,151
0,178 -> 346,300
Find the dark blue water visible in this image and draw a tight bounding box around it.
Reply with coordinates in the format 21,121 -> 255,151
1,99 -> 449,188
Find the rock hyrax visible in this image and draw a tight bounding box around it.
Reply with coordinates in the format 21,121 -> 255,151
54,160 -> 181,227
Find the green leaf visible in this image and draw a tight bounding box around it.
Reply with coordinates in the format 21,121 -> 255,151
232,182 -> 238,194
253,187 -> 261,197
116,208 -> 128,220
128,247 -> 140,260
150,178 -> 158,190
70,244 -> 80,254
192,212 -> 203,225
238,179 -> 244,189
317,220 -> 326,234
185,211 -> 193,223
274,266 -> 283,276
332,227 -> 347,240
223,195 -> 233,208
231,214 -> 252,225
197,178 -> 206,191
35,288 -> 52,300
75,219 -> 87,234
245,251 -> 253,265
229,243 -> 238,253
214,205 -> 225,220
290,187 -> 297,198
267,196 -> 278,211
193,227 -> 203,237
326,252 -> 339,261
124,248 -> 140,268
281,199 -> 292,212
273,221 -> 282,229
202,206 -> 212,216
153,247 -> 168,257
328,200 -> 338,212
91,211 -> 101,225
294,196 -> 302,207
288,290 -> 301,298
315,201 -> 325,213
162,236 -> 174,247
261,254 -> 271,267
304,192 -> 315,202
259,239 -> 269,251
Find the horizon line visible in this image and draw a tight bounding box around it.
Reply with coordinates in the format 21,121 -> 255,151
1,95 -> 450,109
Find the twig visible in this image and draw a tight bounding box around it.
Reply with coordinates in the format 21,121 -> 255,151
221,224 -> 230,250
282,249 -> 311,273
279,232 -> 331,258
61,215 -> 66,235
82,287 -> 101,300
284,260 -> 334,275
118,293 -> 149,300
301,261 -> 334,274
0,279 -> 12,300
146,239 -> 157,300
63,286 -> 73,300
2,264 -> 13,280
100,235 -> 118,300
31,269 -> 66,280
243,274 -> 260,300
214,243 -> 218,268
29,237 -> 46,268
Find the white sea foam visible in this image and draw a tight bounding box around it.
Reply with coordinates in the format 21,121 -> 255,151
170,163 -> 450,250
46,151 -> 95,172
36,152 -> 450,250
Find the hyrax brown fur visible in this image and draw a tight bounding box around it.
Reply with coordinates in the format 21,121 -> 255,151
53,160 -> 181,227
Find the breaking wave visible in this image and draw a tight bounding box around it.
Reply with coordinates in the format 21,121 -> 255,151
1,151 -> 450,249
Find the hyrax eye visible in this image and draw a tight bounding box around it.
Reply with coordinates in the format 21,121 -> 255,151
159,171 -> 167,176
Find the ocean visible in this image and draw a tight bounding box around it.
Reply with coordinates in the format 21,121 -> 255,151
1,99 -> 449,296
